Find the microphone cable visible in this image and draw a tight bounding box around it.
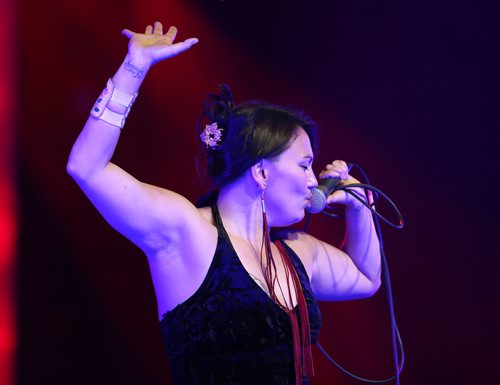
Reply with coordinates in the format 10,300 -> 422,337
319,163 -> 403,229
304,162 -> 405,384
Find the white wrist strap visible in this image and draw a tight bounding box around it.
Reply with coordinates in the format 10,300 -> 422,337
90,78 -> 138,129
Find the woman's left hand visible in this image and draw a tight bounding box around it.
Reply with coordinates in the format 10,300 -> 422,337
122,21 -> 198,67
318,160 -> 367,210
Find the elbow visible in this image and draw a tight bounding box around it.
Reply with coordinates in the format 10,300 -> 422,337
365,277 -> 382,298
355,275 -> 382,299
66,155 -> 91,184
66,157 -> 82,181
66,158 -> 78,178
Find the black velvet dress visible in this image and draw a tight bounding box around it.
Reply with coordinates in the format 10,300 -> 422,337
160,204 -> 322,385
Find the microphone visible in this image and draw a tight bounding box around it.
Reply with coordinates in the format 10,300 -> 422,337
307,178 -> 342,214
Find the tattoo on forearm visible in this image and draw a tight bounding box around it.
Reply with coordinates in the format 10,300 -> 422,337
124,60 -> 146,79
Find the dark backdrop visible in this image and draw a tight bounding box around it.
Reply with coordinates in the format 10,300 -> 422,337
17,1 -> 499,384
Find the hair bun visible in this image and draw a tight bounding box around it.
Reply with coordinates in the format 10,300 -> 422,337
197,84 -> 235,153
203,84 -> 234,127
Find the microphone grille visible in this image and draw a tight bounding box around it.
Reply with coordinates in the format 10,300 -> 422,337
307,188 -> 327,214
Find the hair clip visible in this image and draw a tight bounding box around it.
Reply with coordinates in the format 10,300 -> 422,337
200,122 -> 223,149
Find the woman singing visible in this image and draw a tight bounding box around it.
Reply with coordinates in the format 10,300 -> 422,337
67,20 -> 381,385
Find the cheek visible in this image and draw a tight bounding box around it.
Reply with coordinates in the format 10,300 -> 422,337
265,181 -> 306,226
293,172 -> 309,193
274,171 -> 307,197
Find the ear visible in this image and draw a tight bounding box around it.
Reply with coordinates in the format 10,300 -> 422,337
251,160 -> 267,190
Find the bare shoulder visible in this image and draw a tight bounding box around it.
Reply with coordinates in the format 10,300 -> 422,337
276,228 -> 318,274
197,206 -> 214,224
146,188 -> 214,229
277,228 -> 317,252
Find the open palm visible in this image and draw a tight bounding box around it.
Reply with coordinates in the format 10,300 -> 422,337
122,21 -> 198,65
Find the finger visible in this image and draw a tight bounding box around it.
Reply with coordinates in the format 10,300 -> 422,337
173,38 -> 199,52
325,161 -> 347,171
323,161 -> 349,179
122,29 -> 134,38
367,190 -> 374,206
165,26 -> 178,44
184,37 -> 199,46
319,170 -> 341,179
326,190 -> 349,205
338,169 -> 349,180
332,160 -> 348,171
145,25 -> 153,34
153,21 -> 163,35
158,38 -> 198,58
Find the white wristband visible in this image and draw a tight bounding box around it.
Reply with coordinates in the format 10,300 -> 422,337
90,78 -> 138,129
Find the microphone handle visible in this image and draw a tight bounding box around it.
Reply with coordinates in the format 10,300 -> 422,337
317,177 -> 342,197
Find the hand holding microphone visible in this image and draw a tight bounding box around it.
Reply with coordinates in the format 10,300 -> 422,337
307,177 -> 342,213
307,160 -> 367,213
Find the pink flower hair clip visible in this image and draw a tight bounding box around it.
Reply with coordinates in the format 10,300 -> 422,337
200,122 -> 223,149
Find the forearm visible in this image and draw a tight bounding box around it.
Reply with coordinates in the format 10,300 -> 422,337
112,53 -> 151,96
67,53 -> 151,181
341,204 -> 381,284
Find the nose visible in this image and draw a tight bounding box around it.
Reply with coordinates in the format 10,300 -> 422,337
308,171 -> 318,189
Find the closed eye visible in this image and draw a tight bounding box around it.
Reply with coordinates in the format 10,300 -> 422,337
300,156 -> 313,170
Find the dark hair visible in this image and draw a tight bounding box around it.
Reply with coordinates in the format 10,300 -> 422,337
197,85 -> 318,187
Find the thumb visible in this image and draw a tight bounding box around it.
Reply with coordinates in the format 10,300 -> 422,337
122,29 -> 134,38
166,38 -> 199,56
184,38 -> 199,47
326,190 -> 349,206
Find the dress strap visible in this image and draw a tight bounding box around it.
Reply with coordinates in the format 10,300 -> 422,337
210,200 -> 227,235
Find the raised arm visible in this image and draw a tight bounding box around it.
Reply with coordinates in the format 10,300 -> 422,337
66,22 -> 202,256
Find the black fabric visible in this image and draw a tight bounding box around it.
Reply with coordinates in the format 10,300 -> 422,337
160,204 -> 322,385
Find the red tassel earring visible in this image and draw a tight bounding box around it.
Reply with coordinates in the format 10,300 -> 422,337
259,191 -> 314,384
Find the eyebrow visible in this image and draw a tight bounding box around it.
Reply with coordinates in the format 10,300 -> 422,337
302,156 -> 314,164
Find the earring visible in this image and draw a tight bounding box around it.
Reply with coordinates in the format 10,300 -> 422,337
260,189 -> 266,214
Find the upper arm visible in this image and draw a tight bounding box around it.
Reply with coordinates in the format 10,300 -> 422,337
70,161 -> 206,255
310,235 -> 379,300
284,231 -> 378,301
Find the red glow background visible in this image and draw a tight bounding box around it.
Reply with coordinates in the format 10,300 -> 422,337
1,0 -> 16,382
9,0 -> 500,384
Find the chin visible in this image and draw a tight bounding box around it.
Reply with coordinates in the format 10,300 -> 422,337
273,211 -> 305,227
293,211 -> 306,224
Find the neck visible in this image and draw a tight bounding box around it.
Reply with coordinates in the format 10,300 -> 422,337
217,180 -> 264,248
